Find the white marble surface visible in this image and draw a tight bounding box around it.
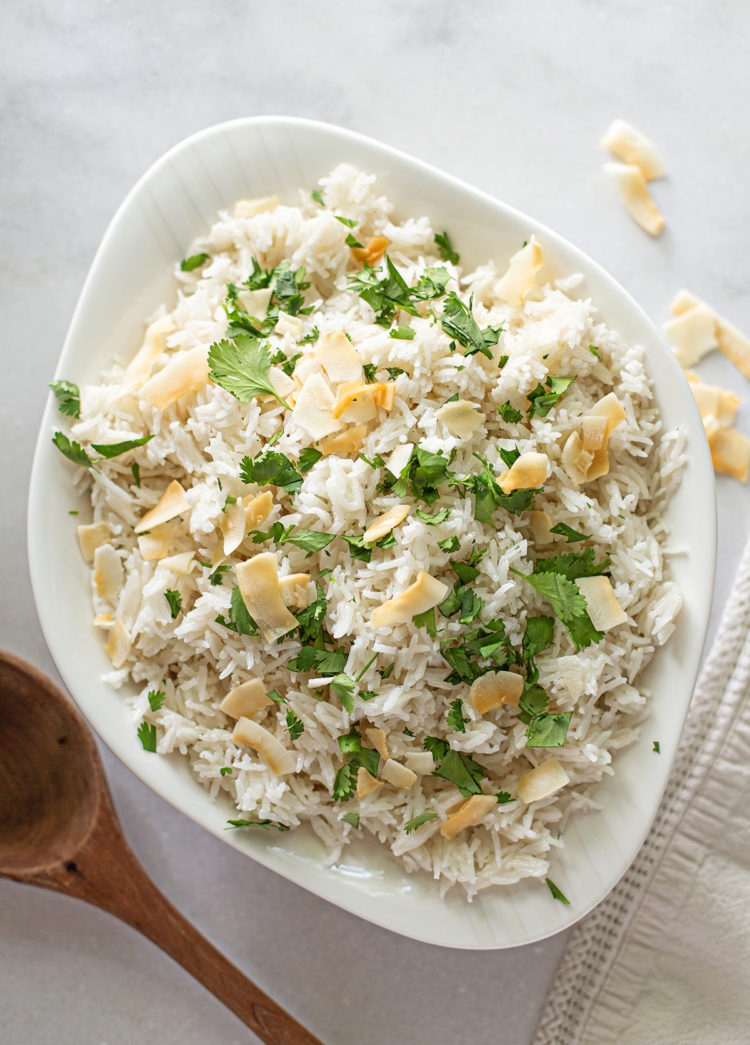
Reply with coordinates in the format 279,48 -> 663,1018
2,2 -> 749,1043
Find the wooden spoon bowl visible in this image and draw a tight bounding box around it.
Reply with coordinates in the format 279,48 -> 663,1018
0,651 -> 321,1045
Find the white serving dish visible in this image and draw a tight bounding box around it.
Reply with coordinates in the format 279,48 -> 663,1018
28,116 -> 716,949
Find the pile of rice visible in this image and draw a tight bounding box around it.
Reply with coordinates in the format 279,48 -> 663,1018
65,165 -> 684,898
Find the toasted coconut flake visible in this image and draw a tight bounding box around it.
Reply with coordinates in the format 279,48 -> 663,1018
556,655 -> 586,700
338,392 -> 377,424
137,527 -> 171,561
561,431 -> 594,485
237,287 -> 272,316
604,162 -> 665,236
77,521 -> 111,564
221,500 -> 247,557
319,424 -> 368,456
350,235 -> 389,266
235,552 -> 299,643
159,552 -> 195,575
440,794 -> 496,840
708,426 -> 750,482
380,758 -> 417,790
518,759 -> 570,804
279,573 -> 311,609
530,509 -> 553,545
470,670 -> 524,713
373,382 -> 395,411
585,447 -> 611,482
293,356 -> 326,384
365,727 -> 390,761
671,290 -> 750,380
371,570 -> 449,629
496,237 -> 543,306
576,575 -> 628,631
332,380 -> 379,420
362,504 -> 410,545
268,365 -> 296,400
588,392 -> 627,438
686,372 -> 741,427
92,613 -> 113,629
220,679 -> 272,719
581,414 -> 608,452
231,716 -> 295,776
436,400 -> 483,438
140,346 -> 209,410
403,751 -> 435,775
387,442 -> 414,477
275,311 -> 302,338
356,766 -> 383,798
93,544 -> 124,599
292,372 -> 343,440
499,451 -> 548,494
123,316 -> 174,390
315,332 -> 363,384
703,414 -> 721,441
601,119 -> 666,180
663,305 -> 718,368
233,195 -> 280,218
243,491 -> 273,530
135,480 -> 189,533
105,617 -> 131,668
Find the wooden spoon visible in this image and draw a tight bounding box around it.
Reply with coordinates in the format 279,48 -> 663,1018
0,651 -> 322,1045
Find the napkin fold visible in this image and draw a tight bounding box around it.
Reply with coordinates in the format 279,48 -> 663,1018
534,534 -> 750,1045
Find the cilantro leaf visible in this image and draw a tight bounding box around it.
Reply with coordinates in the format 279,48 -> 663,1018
287,646 -> 348,675
298,447 -> 322,473
440,292 -> 502,359
180,252 -> 210,272
546,878 -> 570,904
342,812 -> 360,828
434,231 -> 459,265
525,711 -> 572,748
389,325 -> 416,340
147,689 -> 165,712
447,698 -> 467,733
131,462 -> 141,487
522,615 -> 555,666
335,215 -> 358,228
348,256 -> 418,324
454,454 -> 540,523
164,589 -> 183,619
362,363 -> 377,382
412,608 -> 437,637
267,689 -> 286,704
415,507 -> 450,525
52,432 -> 93,468
653,740 -> 661,753
226,819 -> 289,831
252,523 -> 335,556
208,334 -> 290,408
439,619 -> 515,684
511,568 -> 602,650
90,435 -> 155,459
240,450 -> 303,495
299,326 -> 319,345
527,376 -> 576,419
412,266 -> 451,301
215,585 -> 258,636
332,764 -> 356,802
423,736 -> 449,760
431,748 -> 485,796
496,791 -> 512,804
49,380 -> 80,418
498,401 -> 523,423
285,709 -> 304,741
311,189 -> 324,206
137,722 -> 157,752
386,366 -> 407,380
438,535 -> 461,553
219,766 -> 233,776
295,581 -> 327,645
533,549 -> 609,580
589,345 -> 600,359
404,812 -> 438,834
550,523 -> 592,544
207,563 -> 231,586
330,673 -> 356,714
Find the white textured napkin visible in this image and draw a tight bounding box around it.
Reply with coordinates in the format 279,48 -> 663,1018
534,534 -> 750,1045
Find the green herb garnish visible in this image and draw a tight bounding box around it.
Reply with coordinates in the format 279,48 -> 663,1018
546,878 -> 570,904
137,722 -> 157,752
434,231 -> 459,265
208,335 -> 290,409
180,252 -> 210,272
147,689 -> 165,712
404,812 -> 438,834
164,589 -> 183,618
285,709 -> 304,741
49,380 -> 80,418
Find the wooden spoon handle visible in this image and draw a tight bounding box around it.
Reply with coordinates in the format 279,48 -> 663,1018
23,815 -> 323,1045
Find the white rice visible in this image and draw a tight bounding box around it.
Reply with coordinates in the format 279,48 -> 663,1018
68,164 -> 684,898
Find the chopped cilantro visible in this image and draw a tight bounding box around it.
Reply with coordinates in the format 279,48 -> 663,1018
415,507 -> 450,525
131,461 -> 141,487
428,742 -> 486,796
68,510 -> 78,515
389,325 -> 416,340
550,522 -> 592,544
332,726 -> 380,801
412,608 -> 437,637
533,548 -> 609,580
498,402 -> 523,423
453,453 -> 540,523
440,292 -> 502,359
311,189 -> 324,206
90,435 -> 154,459
298,447 -> 322,473
285,709 -> 304,741
447,698 -> 467,734
221,494 -> 237,513
439,619 -> 515,684
287,646 -> 348,675
335,215 -> 358,228
434,230 -> 459,265
525,711 -> 572,748
219,766 -> 233,776
180,252 -> 210,272
589,345 -> 600,359
49,380 -> 80,418
511,565 -> 603,650
348,256 -> 418,324
342,812 -> 360,829
404,812 -> 438,834
147,689 -> 165,712
299,326 -> 319,345
207,563 -> 231,586
546,878 -> 570,904
362,363 -> 377,382
438,535 -> 461,553
330,673 -> 356,714
345,232 -> 363,248
295,581 -> 327,645
496,791 -> 512,804
252,521 -> 336,556
208,335 -> 290,409
240,450 -> 303,495
267,689 -> 286,704
383,445 -> 455,507
412,266 -> 451,301
386,366 -> 407,380
164,589 -> 183,618
527,376 -> 576,419
137,722 -> 157,752
653,740 -> 661,753
380,663 -> 394,680
215,585 -> 258,636
226,819 -> 289,831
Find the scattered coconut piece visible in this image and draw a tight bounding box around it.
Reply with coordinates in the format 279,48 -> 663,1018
235,552 -> 299,643
440,794 -> 496,840
292,372 -> 343,440
556,656 -> 586,701
663,304 -> 718,368
243,491 -> 273,531
279,573 -> 311,609
362,504 -> 410,545
708,426 -> 750,482
403,751 -> 435,775
356,766 -> 383,798
371,570 -> 449,629
221,500 -> 247,557
105,617 -> 131,668
233,195 -> 280,219
530,509 -> 553,545
581,414 -> 608,452
268,366 -> 296,401
436,400 -> 483,438
135,480 -> 190,533
604,162 -> 665,236
332,380 -> 383,420
137,527 -> 171,561
499,451 -> 548,494
601,119 -> 666,180
275,312 -> 302,338
123,315 -> 174,390
350,236 -> 389,266
159,552 -> 195,575
140,346 -> 210,410
365,727 -> 390,762
337,392 -> 378,424
92,544 -> 123,599
92,613 -> 113,629
470,670 -> 524,713
686,372 -> 740,427
380,759 -> 417,790
387,442 -> 414,478
315,332 -> 363,384
77,521 -> 111,564
231,716 -> 295,776
373,382 -> 395,411
237,287 -> 272,316
670,290 -> 750,380
319,424 -> 368,456
496,237 -> 543,306
576,575 -> 628,631
220,679 -> 272,719
579,392 -> 628,482
518,759 -> 570,804
562,431 -> 594,485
